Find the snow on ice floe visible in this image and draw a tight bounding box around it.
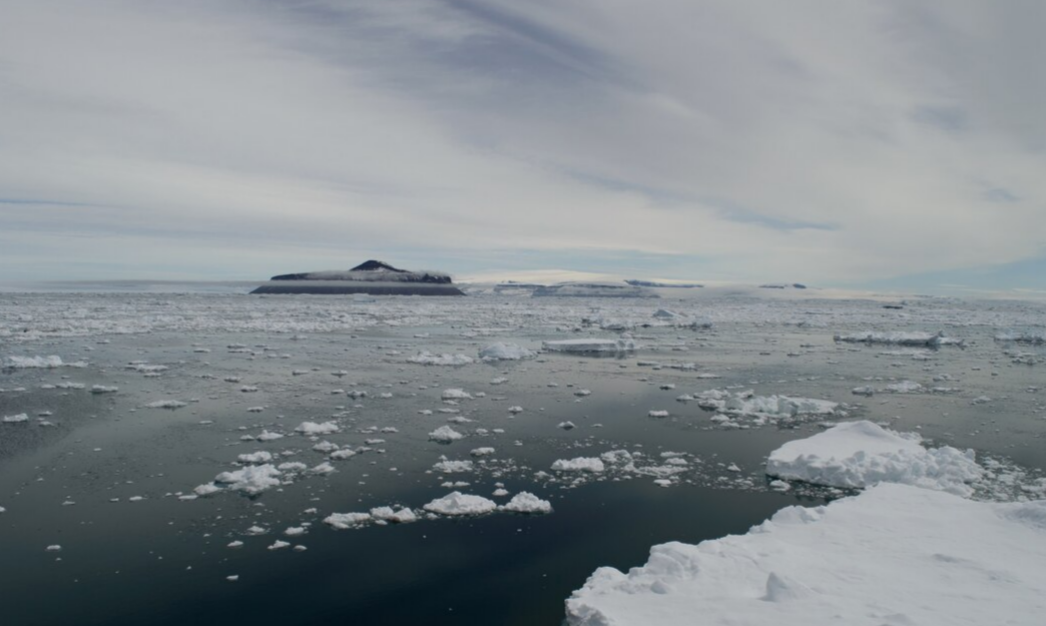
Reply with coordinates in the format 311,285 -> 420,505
441,388 -> 473,400
552,457 -> 606,473
696,390 -> 840,427
765,421 -> 983,497
478,343 -> 536,361
408,352 -> 474,366
90,385 -> 118,394
543,335 -> 637,354
428,425 -> 464,443
565,483 -> 1046,626
500,492 -> 552,514
323,512 -> 372,530
3,355 -> 86,369
370,506 -> 418,524
295,421 -> 340,435
423,492 -> 498,516
3,413 -> 30,423
212,464 -> 283,495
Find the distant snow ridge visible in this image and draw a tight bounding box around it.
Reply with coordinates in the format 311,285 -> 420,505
565,483 -> 1046,626
478,343 -> 536,361
543,334 -> 637,354
833,331 -> 954,347
4,355 -> 87,369
766,420 -> 983,497
532,282 -> 658,298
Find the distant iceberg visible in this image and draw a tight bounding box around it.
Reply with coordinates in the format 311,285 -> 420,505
251,260 -> 465,296
533,282 -> 658,298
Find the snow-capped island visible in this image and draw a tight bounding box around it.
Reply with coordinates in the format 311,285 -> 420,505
250,260 -> 465,296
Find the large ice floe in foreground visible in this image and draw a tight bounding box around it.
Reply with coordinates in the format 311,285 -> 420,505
766,420 -> 983,496
250,260 -> 465,296
565,483 -> 1046,626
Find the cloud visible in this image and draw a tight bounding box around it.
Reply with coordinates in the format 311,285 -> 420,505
0,0 -> 1044,288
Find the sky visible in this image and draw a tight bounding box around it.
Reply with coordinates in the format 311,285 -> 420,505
1,0 -> 1045,294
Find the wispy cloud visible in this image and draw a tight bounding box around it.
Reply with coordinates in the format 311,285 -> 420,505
1,0 -> 1044,288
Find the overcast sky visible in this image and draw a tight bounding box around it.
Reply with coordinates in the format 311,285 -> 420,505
2,0 -> 1044,293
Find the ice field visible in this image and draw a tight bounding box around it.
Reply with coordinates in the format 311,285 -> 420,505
2,288 -> 1046,625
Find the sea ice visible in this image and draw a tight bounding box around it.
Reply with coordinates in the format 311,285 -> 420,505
408,352 -> 474,366
833,331 -> 946,347
543,335 -> 637,354
500,492 -> 552,514
552,458 -> 606,473
422,492 -> 498,516
323,512 -> 372,529
428,425 -> 464,443
565,483 -> 1046,626
765,420 -> 983,496
213,464 -> 283,495
295,421 -> 340,435
2,413 -> 29,423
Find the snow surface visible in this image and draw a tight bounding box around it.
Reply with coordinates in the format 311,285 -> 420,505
766,420 -> 983,496
422,492 -> 498,516
566,483 -> 1046,626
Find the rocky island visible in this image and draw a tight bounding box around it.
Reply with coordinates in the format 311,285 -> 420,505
250,260 -> 466,296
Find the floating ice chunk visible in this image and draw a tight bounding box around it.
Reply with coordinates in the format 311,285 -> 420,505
46,545 -> 62,552
146,400 -> 187,409
2,413 -> 29,423
500,492 -> 552,514
834,331 -> 946,347
194,483 -> 222,497
441,388 -> 473,400
214,464 -> 282,495
90,385 -> 119,394
227,541 -> 244,548
434,459 -> 473,473
766,421 -> 983,496
312,440 -> 339,453
422,492 -> 497,516
558,421 -> 576,430
284,527 -> 306,537
295,421 -> 340,435
884,380 -> 923,394
429,425 -> 464,443
5,355 -> 87,369
648,410 -> 669,418
851,386 -> 875,397
543,334 -> 637,354
267,540 -> 290,550
247,406 -> 264,413
470,447 -> 495,457
237,451 -> 273,464
257,430 -> 284,441
0,506 -> 5,513
310,462 -> 335,475
565,484 -> 1046,626
479,343 -> 536,361
277,462 -> 307,472
508,406 -> 524,414
370,506 -> 418,524
324,512 -> 372,529
552,457 -> 605,473
329,448 -> 357,460
408,352 -> 474,366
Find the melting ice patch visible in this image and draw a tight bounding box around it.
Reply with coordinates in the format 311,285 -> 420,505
766,420 -> 983,497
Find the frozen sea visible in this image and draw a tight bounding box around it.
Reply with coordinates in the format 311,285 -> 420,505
2,287 -> 1045,625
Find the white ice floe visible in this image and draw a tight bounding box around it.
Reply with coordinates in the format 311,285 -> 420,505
696,390 -> 839,426
428,425 -> 464,443
2,413 -> 29,423
648,410 -> 669,418
370,506 -> 418,524
470,447 -> 495,457
329,448 -> 357,460
833,331 -> 947,347
295,421 -> 340,435
565,483 -> 1046,626
213,464 -> 283,495
237,451 -> 273,464
543,335 -> 637,354
765,420 -> 983,496
478,343 -> 536,361
4,355 -> 86,369
90,385 -> 119,394
500,492 -> 552,514
884,380 -> 923,394
324,512 -> 372,529
422,492 -> 498,516
552,457 -> 606,473
433,459 -> 473,473
441,388 -> 473,400
408,352 -> 474,366
256,430 -> 284,441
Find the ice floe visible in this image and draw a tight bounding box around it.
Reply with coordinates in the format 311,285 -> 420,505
766,420 -> 983,496
422,492 -> 498,516
500,492 -> 552,514
552,457 -> 606,473
428,425 -> 464,443
408,352 -> 474,366
543,335 -> 637,354
213,464 -> 283,495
